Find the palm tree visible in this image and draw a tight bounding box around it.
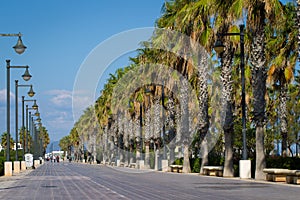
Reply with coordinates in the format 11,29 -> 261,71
213,0 -> 244,177
266,2 -> 297,156
1,132 -> 14,150
297,0 -> 300,60
157,0 -> 212,174
245,0 -> 282,179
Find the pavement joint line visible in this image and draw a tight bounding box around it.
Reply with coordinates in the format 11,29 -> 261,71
85,162 -> 300,188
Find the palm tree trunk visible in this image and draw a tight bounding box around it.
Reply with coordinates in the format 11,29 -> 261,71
224,128 -> 234,176
279,83 -> 288,156
145,141 -> 150,169
221,41 -> 234,177
199,138 -> 208,175
180,79 -> 191,173
182,142 -> 191,173
250,22 -> 267,180
196,50 -> 209,174
255,125 -> 266,180
297,0 -> 300,60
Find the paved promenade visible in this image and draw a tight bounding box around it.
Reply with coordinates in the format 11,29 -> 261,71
0,161 -> 299,200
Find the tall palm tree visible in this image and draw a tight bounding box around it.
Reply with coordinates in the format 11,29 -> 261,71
297,0 -> 300,60
164,0 -> 212,174
213,0 -> 244,177
266,2 -> 297,156
245,0 -> 282,179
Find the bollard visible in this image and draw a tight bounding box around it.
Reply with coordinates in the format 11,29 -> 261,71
161,160 -> 169,172
21,161 -> 26,171
13,161 -> 21,174
4,161 -> 13,176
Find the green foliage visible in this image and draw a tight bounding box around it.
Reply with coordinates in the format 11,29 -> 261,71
149,150 -> 155,169
0,151 -> 5,176
173,157 -> 183,165
266,157 -> 300,170
208,153 -> 224,166
190,158 -> 201,173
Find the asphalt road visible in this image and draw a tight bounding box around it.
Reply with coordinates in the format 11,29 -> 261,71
0,162 -> 299,200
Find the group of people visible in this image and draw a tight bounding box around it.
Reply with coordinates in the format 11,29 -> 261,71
49,155 -> 60,163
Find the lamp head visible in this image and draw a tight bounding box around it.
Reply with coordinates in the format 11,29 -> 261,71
22,67 -> 31,81
32,100 -> 38,110
34,110 -> 40,117
36,116 -> 41,123
28,85 -> 35,97
214,39 -> 225,55
13,35 -> 27,54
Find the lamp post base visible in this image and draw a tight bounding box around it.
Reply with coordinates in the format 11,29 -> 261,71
4,161 -> 13,176
239,160 -> 251,179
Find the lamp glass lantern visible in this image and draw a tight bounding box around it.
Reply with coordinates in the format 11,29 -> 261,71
214,39 -> 225,55
27,86 -> 35,97
32,100 -> 38,110
22,67 -> 32,81
13,35 -> 27,54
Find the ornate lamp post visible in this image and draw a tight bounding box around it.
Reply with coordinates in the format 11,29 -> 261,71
1,33 -> 26,163
25,104 -> 39,153
214,25 -> 251,178
15,80 -> 35,160
22,98 -> 38,155
214,25 -> 247,160
6,60 -> 31,161
31,115 -> 41,159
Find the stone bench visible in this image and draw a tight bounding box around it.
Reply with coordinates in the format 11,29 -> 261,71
202,166 -> 223,177
129,163 -> 136,168
263,168 -> 300,184
286,171 -> 300,184
170,165 -> 183,173
110,162 -> 115,166
119,162 -> 125,167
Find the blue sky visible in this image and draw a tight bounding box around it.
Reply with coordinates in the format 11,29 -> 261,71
0,0 -> 164,142
0,0 -> 296,144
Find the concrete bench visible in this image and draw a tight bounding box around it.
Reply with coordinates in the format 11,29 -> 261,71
119,162 -> 125,167
170,165 -> 183,173
286,171 -> 300,184
202,166 -> 223,177
129,163 -> 136,168
263,168 -> 300,184
110,162 -> 115,166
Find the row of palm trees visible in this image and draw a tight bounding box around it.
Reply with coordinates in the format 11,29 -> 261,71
1,126 -> 50,156
62,0 -> 300,180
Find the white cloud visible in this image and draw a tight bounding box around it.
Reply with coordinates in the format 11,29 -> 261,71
44,89 -> 72,107
72,89 -> 95,121
0,89 -> 15,103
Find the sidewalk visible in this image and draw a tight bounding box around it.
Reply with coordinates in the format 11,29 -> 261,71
0,162 -> 128,200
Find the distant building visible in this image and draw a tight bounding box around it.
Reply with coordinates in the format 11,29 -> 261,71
0,143 -> 23,151
13,143 -> 23,150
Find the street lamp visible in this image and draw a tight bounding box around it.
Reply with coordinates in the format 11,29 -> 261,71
15,80 -> 35,160
0,32 -> 27,54
25,104 -> 39,153
22,98 -> 39,155
214,24 -> 247,160
31,114 -> 41,159
6,60 -> 32,161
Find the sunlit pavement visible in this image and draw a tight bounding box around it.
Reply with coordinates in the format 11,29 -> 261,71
0,161 -> 299,200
